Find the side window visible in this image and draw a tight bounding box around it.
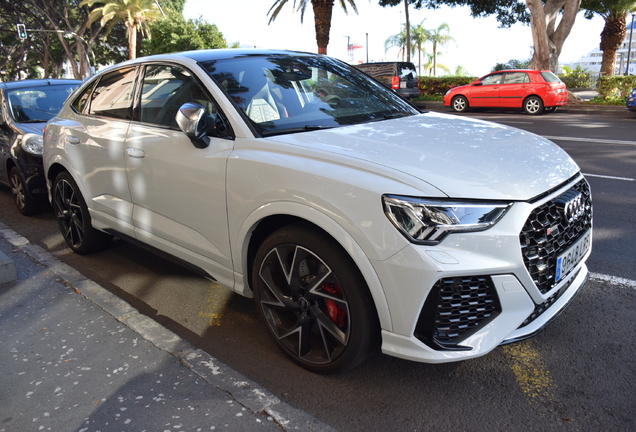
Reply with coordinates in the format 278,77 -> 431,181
89,67 -> 136,120
71,80 -> 98,114
480,73 -> 503,86
503,72 -> 530,84
138,64 -> 217,129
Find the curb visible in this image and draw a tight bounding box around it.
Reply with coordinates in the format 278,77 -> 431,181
0,222 -> 336,432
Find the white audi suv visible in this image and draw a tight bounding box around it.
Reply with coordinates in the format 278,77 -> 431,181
43,49 -> 592,373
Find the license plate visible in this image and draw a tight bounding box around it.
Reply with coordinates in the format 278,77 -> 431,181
400,82 -> 407,89
555,230 -> 591,282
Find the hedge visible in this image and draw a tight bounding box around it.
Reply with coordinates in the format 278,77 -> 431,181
418,76 -> 476,96
595,75 -> 636,99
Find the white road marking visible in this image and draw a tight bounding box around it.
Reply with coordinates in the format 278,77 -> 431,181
544,135 -> 636,146
583,173 -> 635,182
590,272 -> 636,289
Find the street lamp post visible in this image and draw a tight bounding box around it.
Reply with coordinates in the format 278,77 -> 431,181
626,14 -> 635,76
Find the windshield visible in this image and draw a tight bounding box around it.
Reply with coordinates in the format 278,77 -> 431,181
7,84 -> 78,123
199,54 -> 419,137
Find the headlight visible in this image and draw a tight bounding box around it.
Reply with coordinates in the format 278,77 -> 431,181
21,133 -> 44,155
383,195 -> 513,245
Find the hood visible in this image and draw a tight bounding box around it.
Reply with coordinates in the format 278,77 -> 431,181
15,122 -> 46,135
268,112 -> 579,201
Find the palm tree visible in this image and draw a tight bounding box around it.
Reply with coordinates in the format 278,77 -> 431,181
268,0 -> 358,55
423,52 -> 450,76
384,26 -> 412,60
80,0 -> 164,60
582,0 -> 636,76
411,20 -> 430,75
427,23 -> 454,77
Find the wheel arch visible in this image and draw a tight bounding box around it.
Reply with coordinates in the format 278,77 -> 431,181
236,204 -> 393,332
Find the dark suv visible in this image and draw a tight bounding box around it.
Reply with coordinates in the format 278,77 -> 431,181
0,79 -> 81,214
354,62 -> 420,99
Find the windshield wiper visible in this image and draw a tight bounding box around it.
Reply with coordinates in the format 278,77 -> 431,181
383,111 -> 413,120
261,125 -> 335,137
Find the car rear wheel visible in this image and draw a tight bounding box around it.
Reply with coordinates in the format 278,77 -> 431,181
524,96 -> 544,115
10,166 -> 41,216
252,223 -> 380,373
52,172 -> 112,254
451,95 -> 469,112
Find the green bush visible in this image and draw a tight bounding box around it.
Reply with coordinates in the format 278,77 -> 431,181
418,76 -> 476,96
558,65 -> 592,89
596,75 -> 636,99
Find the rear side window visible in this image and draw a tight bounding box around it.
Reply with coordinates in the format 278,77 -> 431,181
503,72 -> 530,84
395,63 -> 417,80
72,80 -> 98,113
88,67 -> 136,120
540,72 -> 562,83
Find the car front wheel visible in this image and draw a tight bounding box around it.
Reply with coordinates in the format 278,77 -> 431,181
52,171 -> 112,254
451,95 -> 469,112
252,223 -> 380,373
524,96 -> 544,115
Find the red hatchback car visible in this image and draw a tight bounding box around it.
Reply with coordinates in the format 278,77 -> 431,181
443,69 -> 568,115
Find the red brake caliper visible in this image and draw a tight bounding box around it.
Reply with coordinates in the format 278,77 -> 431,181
323,282 -> 346,328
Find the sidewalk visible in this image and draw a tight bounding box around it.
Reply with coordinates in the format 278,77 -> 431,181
0,222 -> 336,432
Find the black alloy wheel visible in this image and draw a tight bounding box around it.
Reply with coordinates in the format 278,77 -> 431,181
10,166 -> 40,215
252,223 -> 380,373
52,172 -> 112,254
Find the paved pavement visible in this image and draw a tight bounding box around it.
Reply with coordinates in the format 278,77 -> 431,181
0,222 -> 336,432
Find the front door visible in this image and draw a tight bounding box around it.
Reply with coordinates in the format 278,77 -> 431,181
468,72 -> 503,107
124,64 -> 235,288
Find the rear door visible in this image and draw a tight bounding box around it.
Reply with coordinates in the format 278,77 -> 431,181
467,72 -> 503,107
124,63 -> 235,287
500,72 -> 531,108
62,67 -> 136,236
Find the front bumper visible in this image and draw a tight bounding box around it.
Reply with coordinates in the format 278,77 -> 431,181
374,175 -> 592,363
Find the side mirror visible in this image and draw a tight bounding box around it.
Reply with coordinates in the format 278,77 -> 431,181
472,80 -> 482,86
175,102 -> 217,149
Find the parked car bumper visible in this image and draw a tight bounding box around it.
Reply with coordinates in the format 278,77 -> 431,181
375,175 -> 592,363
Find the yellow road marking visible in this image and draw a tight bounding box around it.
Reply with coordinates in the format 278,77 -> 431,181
503,340 -> 556,403
198,282 -> 233,326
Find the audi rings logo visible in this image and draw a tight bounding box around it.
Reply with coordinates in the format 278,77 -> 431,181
557,191 -> 586,224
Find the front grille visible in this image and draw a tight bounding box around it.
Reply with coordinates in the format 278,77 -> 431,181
518,268 -> 579,328
415,276 -> 501,350
519,178 -> 592,294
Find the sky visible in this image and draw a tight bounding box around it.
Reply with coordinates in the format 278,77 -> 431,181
182,0 -> 606,77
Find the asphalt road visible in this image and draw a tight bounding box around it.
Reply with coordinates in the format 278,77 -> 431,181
0,111 -> 634,432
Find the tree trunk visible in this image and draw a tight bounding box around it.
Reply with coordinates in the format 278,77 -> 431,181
432,41 -> 437,76
600,15 -> 627,76
404,0 -> 411,62
312,0 -> 334,54
526,0 -> 581,72
128,23 -> 137,60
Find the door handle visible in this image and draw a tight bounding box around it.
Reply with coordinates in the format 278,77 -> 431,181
66,136 -> 80,145
126,147 -> 145,158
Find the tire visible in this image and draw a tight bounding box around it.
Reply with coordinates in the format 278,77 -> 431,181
52,171 -> 112,254
252,223 -> 380,373
524,96 -> 544,115
451,95 -> 469,112
10,166 -> 41,216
